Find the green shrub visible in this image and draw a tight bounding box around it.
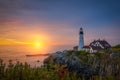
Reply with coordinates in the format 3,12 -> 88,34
0,48 -> 119,80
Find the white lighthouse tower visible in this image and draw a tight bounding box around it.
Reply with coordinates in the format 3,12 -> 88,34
78,27 -> 84,51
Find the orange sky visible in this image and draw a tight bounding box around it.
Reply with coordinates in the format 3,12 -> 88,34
0,19 -> 119,53
0,0 -> 120,53
0,21 -> 79,53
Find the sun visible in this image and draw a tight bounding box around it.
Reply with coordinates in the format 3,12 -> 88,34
35,42 -> 41,47
33,41 -> 44,49
32,41 -> 44,49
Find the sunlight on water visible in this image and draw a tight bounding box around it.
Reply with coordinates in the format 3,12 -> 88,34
0,45 -> 48,67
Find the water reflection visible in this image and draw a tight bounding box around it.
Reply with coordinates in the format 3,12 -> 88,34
0,45 -> 48,67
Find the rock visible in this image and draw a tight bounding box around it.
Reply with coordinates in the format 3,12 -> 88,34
44,50 -> 92,79
110,53 -> 120,59
43,50 -> 120,80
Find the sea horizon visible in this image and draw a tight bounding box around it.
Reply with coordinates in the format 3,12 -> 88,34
0,45 -> 49,67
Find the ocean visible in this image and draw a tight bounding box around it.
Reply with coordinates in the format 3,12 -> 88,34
0,45 -> 49,67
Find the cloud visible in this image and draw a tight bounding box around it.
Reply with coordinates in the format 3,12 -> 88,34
0,0 -> 119,47
0,0 -> 120,25
0,0 -> 48,24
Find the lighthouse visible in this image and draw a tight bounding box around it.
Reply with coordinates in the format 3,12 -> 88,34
78,28 -> 84,51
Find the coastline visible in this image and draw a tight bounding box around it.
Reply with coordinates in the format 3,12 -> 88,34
26,53 -> 50,57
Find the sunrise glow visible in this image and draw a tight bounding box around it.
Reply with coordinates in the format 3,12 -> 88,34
33,41 -> 44,49
0,0 -> 119,54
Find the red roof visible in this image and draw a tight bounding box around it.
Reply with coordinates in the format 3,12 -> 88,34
90,46 -> 103,50
98,40 -> 111,48
83,46 -> 90,48
73,46 -> 78,50
90,39 -> 111,49
73,46 -> 78,48
83,45 -> 103,50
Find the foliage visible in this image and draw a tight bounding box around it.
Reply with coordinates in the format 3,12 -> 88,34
112,44 -> 120,53
112,44 -> 120,48
0,49 -> 120,80
44,49 -> 120,80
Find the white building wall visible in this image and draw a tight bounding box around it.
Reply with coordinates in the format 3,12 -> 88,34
78,34 -> 84,51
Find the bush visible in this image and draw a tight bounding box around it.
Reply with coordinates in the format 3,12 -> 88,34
0,49 -> 119,80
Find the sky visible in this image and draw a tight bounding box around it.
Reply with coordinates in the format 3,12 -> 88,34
0,0 -> 120,52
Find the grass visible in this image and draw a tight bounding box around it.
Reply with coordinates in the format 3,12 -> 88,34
0,47 -> 120,80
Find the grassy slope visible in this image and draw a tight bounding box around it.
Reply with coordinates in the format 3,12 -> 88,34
0,45 -> 120,80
